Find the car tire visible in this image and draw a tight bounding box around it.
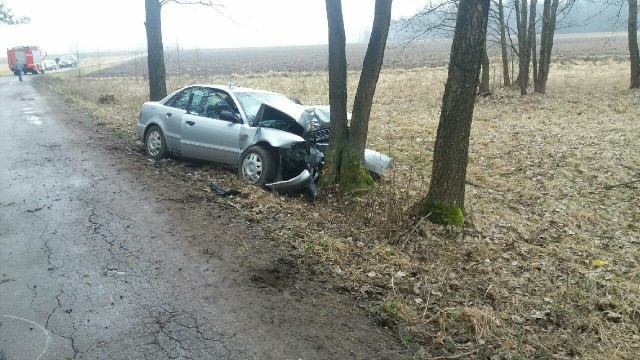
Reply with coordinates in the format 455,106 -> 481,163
145,125 -> 167,160
240,146 -> 276,186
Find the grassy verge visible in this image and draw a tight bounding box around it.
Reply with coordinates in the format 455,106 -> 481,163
38,58 -> 640,359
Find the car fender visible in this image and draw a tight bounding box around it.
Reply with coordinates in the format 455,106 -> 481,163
240,127 -> 306,152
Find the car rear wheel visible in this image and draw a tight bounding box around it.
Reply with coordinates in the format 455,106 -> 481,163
145,125 -> 167,160
240,146 -> 276,186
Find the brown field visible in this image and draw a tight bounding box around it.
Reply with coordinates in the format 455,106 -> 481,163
91,32 -> 630,78
37,33 -> 640,359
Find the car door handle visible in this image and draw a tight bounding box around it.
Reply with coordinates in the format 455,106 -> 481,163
166,113 -> 172,117
185,121 -> 195,126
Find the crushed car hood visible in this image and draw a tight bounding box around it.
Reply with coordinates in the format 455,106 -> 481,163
255,103 -> 331,134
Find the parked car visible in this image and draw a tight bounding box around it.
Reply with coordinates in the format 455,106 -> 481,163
58,55 -> 78,68
137,84 -> 392,195
43,59 -> 58,70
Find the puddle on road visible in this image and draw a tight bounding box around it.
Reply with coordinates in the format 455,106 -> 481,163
68,176 -> 90,188
27,115 -> 42,126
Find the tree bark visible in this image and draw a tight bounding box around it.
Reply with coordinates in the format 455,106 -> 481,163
532,29 -> 538,85
535,0 -> 559,93
498,0 -> 510,86
341,0 -> 393,191
629,0 -> 640,89
145,0 -> 168,101
320,0 -> 349,185
516,0 -> 528,94
523,0 -> 537,91
420,0 -> 490,226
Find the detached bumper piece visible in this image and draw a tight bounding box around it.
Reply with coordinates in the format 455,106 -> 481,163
266,169 -> 313,193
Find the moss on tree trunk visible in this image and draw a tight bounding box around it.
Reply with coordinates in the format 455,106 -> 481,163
338,147 -> 375,193
416,201 -> 464,227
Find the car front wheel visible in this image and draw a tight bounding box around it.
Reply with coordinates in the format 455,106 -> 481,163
145,125 -> 167,160
240,146 -> 276,186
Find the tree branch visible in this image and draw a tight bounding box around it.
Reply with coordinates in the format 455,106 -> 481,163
0,1 -> 30,24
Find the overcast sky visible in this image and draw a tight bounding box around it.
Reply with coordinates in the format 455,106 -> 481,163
1,0 -> 429,55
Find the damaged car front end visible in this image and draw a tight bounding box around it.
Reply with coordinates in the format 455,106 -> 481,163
242,101 -> 392,196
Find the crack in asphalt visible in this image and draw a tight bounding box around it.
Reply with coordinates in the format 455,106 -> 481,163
29,283 -> 38,310
142,306 -> 238,359
44,291 -> 80,359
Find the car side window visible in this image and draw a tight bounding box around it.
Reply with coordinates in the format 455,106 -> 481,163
165,89 -> 191,110
187,88 -> 209,116
202,90 -> 238,121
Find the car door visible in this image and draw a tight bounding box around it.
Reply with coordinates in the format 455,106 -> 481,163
159,88 -> 192,152
180,88 -> 244,164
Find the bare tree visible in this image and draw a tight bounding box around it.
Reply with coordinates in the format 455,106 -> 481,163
389,0 -> 458,41
523,0 -> 538,91
535,0 -> 560,93
0,1 -> 29,24
144,0 -> 225,101
321,0 -> 394,192
497,0 -> 511,86
417,0 -> 491,227
480,38 -> 491,93
629,0 -> 640,88
515,0 -> 528,93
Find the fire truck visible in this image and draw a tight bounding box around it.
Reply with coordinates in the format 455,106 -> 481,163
7,46 -> 46,75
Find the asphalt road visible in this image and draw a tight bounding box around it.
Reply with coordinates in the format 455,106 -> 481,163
0,74 -> 400,359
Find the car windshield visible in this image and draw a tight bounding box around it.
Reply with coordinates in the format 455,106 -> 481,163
234,91 -> 294,126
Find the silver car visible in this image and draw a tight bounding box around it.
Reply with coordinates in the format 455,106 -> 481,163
137,84 -> 391,194
58,55 -> 78,68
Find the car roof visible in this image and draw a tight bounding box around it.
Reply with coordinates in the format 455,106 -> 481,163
188,84 -> 279,95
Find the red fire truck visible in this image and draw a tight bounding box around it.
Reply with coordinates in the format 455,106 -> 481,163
7,46 -> 46,75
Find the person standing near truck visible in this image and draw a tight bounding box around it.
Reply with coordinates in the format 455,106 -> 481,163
12,59 -> 25,81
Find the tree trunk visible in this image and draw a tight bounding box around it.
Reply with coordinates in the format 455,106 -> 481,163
523,0 -> 537,90
629,0 -> 640,89
498,0 -> 510,86
320,0 -> 349,186
535,0 -> 559,93
340,0 -> 393,191
145,0 -> 167,101
480,39 -> 490,94
516,0 -> 528,94
419,0 -> 490,227
532,30 -> 538,85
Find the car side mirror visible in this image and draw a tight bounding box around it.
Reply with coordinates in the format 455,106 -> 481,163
220,110 -> 241,123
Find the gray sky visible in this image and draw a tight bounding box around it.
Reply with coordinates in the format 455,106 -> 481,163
1,0 -> 429,54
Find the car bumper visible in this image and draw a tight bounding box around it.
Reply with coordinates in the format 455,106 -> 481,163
266,169 -> 312,193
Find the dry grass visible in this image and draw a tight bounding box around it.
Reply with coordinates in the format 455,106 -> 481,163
38,57 -> 640,359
